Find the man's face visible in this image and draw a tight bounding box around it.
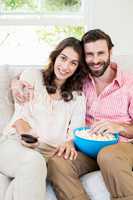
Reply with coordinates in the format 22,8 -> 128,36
84,39 -> 111,77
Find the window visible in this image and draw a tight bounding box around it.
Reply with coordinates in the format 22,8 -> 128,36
0,0 -> 91,65
1,0 -> 81,13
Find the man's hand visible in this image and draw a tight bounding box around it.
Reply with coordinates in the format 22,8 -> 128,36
55,140 -> 78,160
88,120 -> 125,135
11,79 -> 34,104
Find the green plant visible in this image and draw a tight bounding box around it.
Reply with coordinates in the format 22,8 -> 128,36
4,0 -> 81,11
36,26 -> 84,46
44,0 -> 81,12
4,0 -> 37,10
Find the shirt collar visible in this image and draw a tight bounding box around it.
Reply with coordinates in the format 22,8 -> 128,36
111,62 -> 123,87
88,62 -> 124,87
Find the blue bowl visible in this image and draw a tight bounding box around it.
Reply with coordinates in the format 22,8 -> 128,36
73,127 -> 119,158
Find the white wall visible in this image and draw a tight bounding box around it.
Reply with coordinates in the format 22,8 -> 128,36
87,0 -> 133,57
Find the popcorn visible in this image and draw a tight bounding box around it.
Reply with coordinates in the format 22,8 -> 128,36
75,129 -> 115,141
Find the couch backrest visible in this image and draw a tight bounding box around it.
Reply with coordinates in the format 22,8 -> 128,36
113,55 -> 133,72
0,56 -> 132,134
0,65 -> 41,134
0,66 -> 14,133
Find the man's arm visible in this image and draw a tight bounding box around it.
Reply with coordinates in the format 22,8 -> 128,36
11,77 -> 33,104
14,119 -> 32,134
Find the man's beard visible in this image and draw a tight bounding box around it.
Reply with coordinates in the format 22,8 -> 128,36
88,57 -> 110,77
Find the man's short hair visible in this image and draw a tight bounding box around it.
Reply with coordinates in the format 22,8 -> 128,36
81,29 -> 114,50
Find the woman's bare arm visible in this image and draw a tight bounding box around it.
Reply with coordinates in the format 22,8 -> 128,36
13,119 -> 38,148
13,119 -> 32,134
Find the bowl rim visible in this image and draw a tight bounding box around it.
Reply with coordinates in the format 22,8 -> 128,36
73,127 -> 119,142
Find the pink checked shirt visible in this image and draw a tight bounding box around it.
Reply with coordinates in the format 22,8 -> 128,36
83,63 -> 133,142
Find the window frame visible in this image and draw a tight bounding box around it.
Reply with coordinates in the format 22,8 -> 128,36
0,0 -> 93,27
0,0 -> 95,65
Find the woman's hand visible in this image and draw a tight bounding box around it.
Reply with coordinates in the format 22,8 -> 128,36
20,130 -> 39,149
18,127 -> 39,149
55,140 -> 78,160
20,139 -> 39,149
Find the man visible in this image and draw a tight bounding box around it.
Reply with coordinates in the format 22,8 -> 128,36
11,29 -> 133,200
81,29 -> 133,200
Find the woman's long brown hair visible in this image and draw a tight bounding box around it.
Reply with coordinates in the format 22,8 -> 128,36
42,37 -> 87,102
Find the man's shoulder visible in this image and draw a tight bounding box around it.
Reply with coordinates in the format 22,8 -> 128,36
114,61 -> 133,81
20,68 -> 43,85
120,71 -> 133,94
121,70 -> 133,84
21,68 -> 42,78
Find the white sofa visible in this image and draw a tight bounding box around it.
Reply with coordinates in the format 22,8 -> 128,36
0,57 -> 132,200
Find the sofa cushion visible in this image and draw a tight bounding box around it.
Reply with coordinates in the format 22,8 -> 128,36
46,182 -> 57,200
46,171 -> 110,200
81,171 -> 110,200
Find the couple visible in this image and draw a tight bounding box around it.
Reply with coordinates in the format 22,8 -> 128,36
0,29 -> 133,200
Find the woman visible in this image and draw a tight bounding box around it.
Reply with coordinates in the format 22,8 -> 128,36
0,37 -> 90,200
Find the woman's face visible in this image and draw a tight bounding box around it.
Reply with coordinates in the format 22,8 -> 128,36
54,47 -> 79,84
